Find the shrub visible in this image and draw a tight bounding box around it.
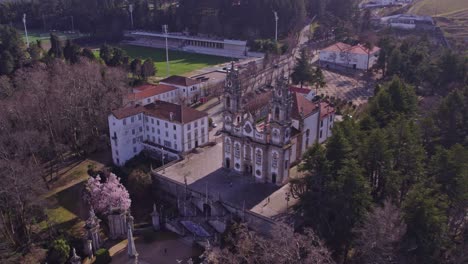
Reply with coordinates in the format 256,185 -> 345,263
95,248 -> 112,264
46,239 -> 70,264
208,117 -> 213,127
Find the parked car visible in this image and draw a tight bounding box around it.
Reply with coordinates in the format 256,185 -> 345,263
215,129 -> 223,136
211,122 -> 218,128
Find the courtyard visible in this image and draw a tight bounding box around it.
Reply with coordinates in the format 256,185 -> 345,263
111,231 -> 202,264
320,69 -> 375,106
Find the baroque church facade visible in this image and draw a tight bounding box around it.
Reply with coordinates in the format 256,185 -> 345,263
222,64 -> 293,185
221,64 -> 336,185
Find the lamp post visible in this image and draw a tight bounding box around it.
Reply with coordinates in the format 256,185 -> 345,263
163,24 -> 170,77
129,4 -> 134,29
161,148 -> 166,173
22,14 -> 29,48
71,16 -> 74,33
273,11 -> 279,42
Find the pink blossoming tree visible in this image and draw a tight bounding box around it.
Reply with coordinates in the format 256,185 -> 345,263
85,173 -> 131,214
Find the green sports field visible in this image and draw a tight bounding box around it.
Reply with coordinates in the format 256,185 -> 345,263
118,45 -> 231,77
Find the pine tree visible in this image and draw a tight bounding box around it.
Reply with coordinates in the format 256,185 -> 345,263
326,126 -> 352,173
0,51 -> 15,75
386,118 -> 425,203
329,158 -> 372,257
130,58 -> 142,79
48,33 -> 63,58
430,144 -> 468,204
141,58 -> 156,80
291,48 -> 314,88
360,128 -> 391,201
402,182 -> 448,262
99,44 -> 112,65
81,48 -> 96,60
311,67 -> 326,95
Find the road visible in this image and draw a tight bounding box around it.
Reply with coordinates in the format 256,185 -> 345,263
200,21 -> 315,141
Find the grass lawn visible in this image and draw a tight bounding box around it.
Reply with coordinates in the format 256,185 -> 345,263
94,44 -> 231,78
37,159 -> 106,237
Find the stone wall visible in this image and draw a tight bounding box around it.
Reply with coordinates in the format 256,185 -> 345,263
152,172 -> 277,236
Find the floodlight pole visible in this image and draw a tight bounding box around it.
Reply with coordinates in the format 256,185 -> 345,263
129,4 -> 134,29
163,24 -> 170,77
22,14 -> 29,48
273,11 -> 279,42
161,148 -> 166,173
71,16 -> 74,32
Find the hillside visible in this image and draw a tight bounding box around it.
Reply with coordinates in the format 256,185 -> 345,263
408,0 -> 468,51
409,0 -> 468,16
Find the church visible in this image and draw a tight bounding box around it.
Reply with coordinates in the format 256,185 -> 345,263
222,63 -> 335,185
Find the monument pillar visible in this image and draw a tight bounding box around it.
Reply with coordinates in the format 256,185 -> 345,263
107,209 -> 128,240
151,203 -> 160,231
85,208 -> 101,253
69,248 -> 81,264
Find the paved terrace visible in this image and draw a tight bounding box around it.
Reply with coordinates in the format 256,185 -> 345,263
320,69 -> 375,106
161,142 -> 279,210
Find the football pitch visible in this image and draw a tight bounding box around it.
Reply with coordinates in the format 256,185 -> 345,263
118,45 -> 231,77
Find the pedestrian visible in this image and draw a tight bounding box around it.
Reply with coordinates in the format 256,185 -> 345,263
229,182 -> 233,187
267,197 -> 270,203
164,248 -> 167,255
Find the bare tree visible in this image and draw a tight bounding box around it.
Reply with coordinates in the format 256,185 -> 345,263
203,223 -> 334,264
353,200 -> 406,264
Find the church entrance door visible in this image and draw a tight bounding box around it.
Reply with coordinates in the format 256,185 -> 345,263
244,165 -> 253,175
272,173 -> 277,184
225,158 -> 230,169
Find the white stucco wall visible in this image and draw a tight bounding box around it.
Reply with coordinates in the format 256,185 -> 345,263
301,112 -> 319,153
109,113 -> 208,166
318,114 -> 335,144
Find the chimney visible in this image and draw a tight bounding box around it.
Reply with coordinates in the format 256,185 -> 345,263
169,112 -> 174,121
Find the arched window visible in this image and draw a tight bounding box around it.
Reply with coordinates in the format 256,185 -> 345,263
234,143 -> 240,158
275,107 -> 280,120
256,150 -> 262,165
225,139 -> 231,153
272,152 -> 278,168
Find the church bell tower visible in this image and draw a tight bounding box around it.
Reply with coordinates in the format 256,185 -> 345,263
269,72 -> 292,146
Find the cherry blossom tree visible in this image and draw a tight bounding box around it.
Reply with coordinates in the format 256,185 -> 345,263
85,173 -> 131,214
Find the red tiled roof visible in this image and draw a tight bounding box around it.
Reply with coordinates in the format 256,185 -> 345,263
112,105 -> 145,120
291,92 -> 319,119
290,86 -> 313,95
160,75 -> 200,87
320,101 -> 335,120
322,42 -> 380,55
322,42 -> 352,52
111,101 -> 207,123
244,91 -> 272,113
126,84 -> 178,101
349,44 -> 380,55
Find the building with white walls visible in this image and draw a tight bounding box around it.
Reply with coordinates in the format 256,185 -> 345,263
221,64 -> 335,186
124,31 -> 253,58
319,42 -> 380,70
124,84 -> 179,106
109,101 -> 209,166
380,14 -> 435,30
160,75 -> 203,105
